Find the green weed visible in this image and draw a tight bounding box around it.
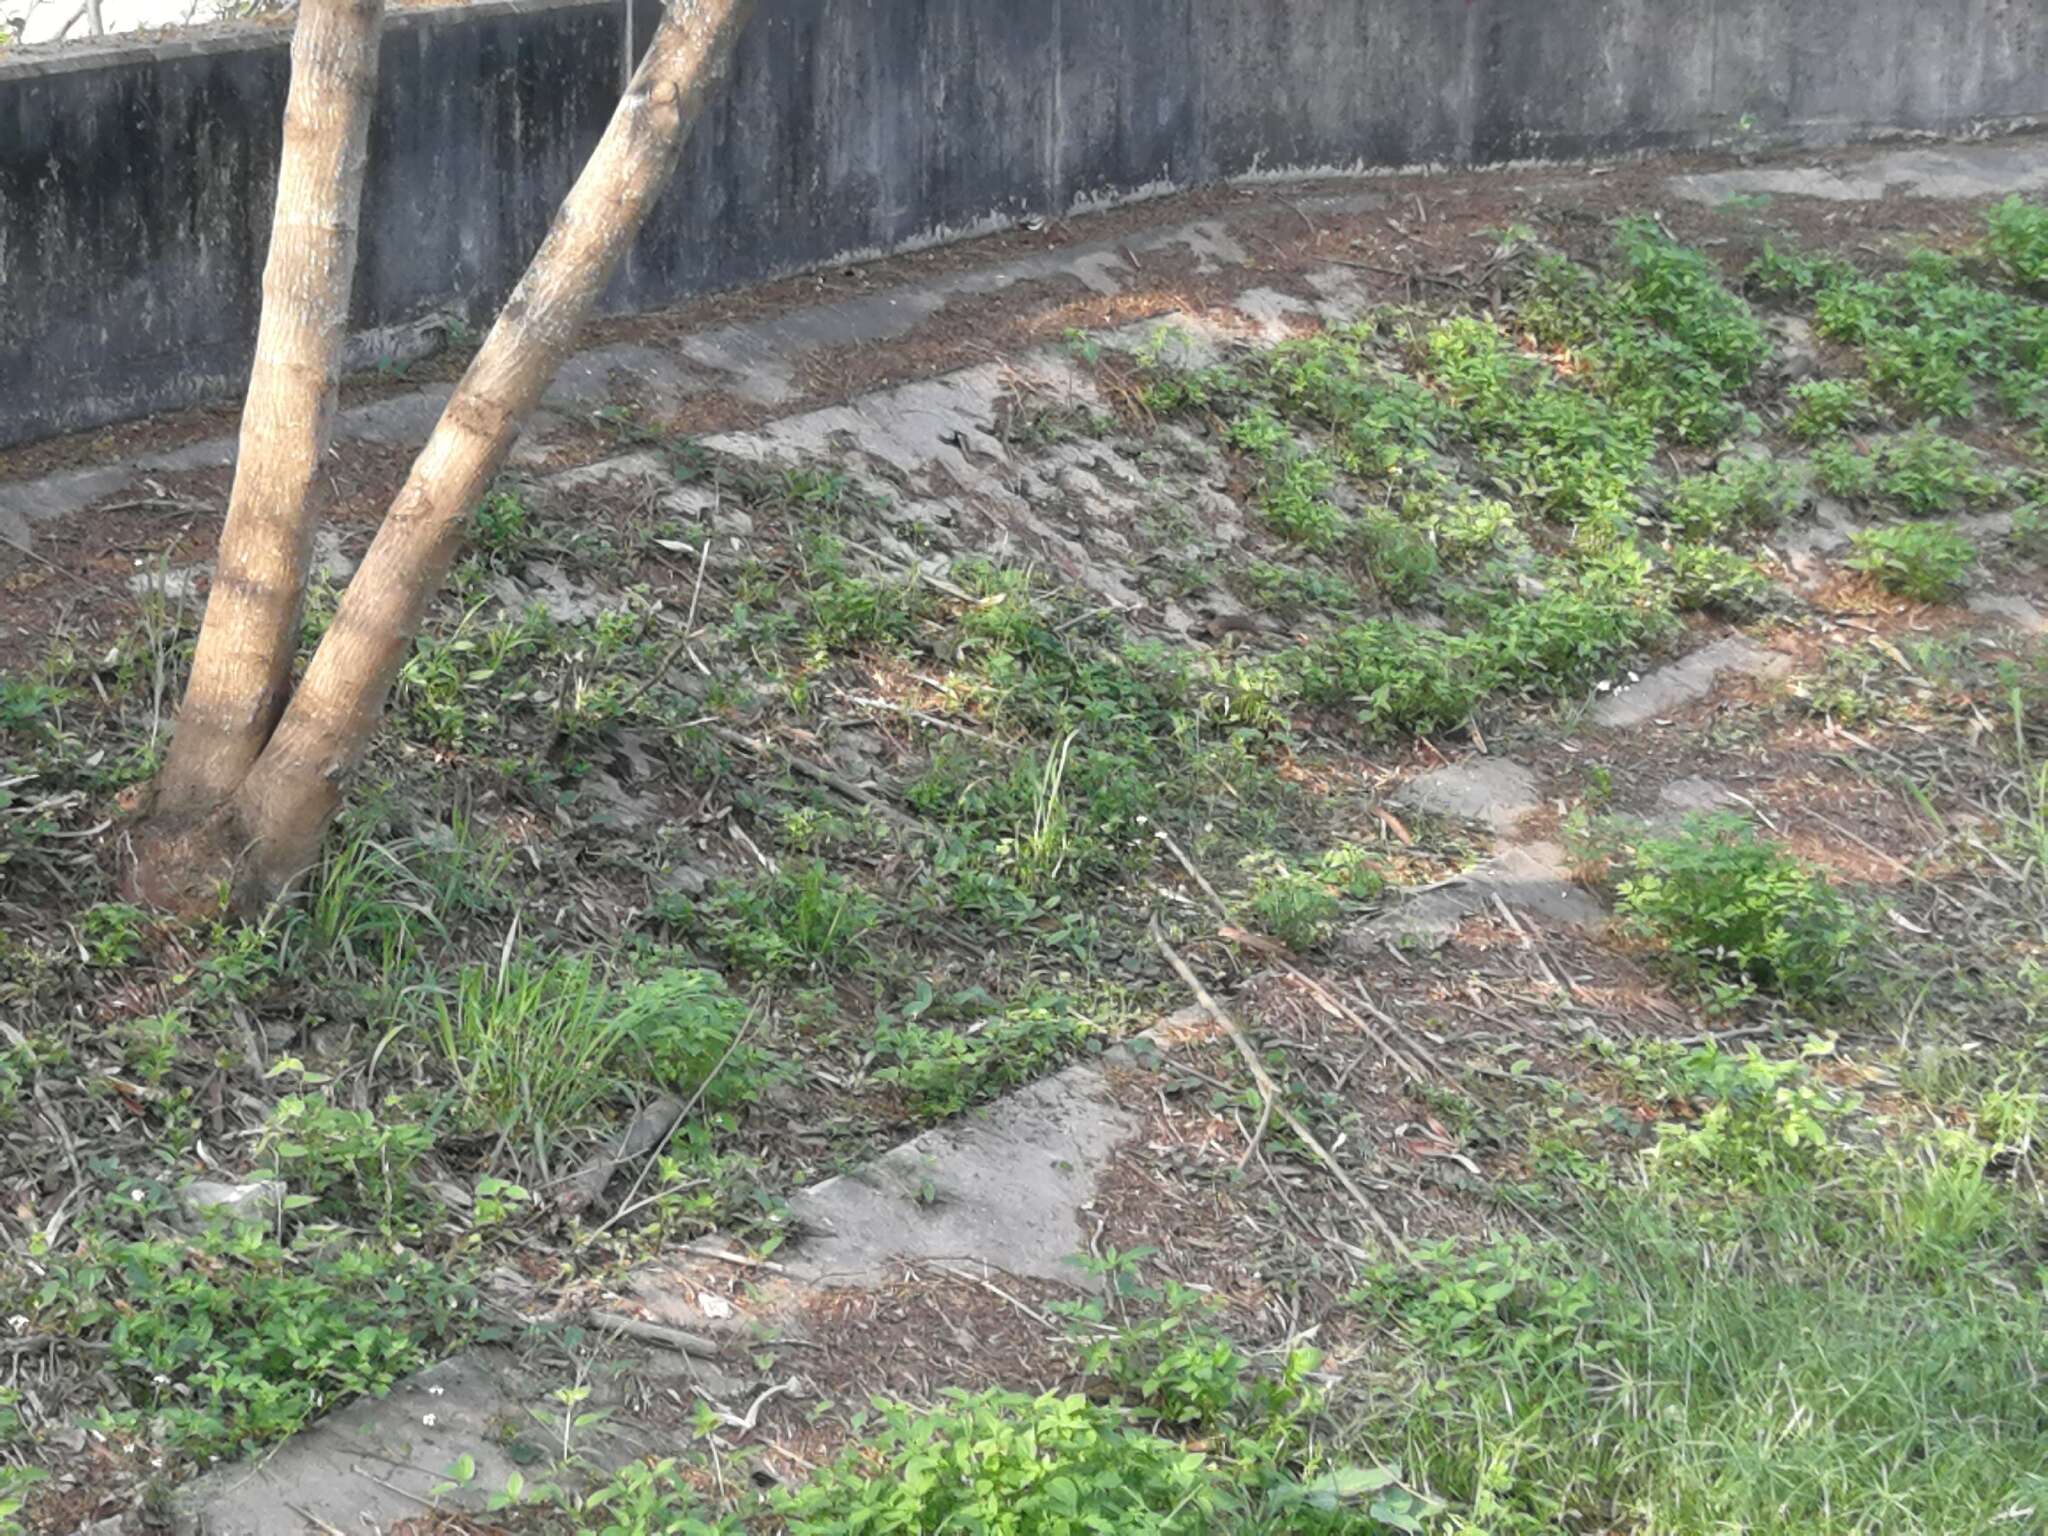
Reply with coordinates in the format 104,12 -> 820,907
1616,813 -> 1858,1006
1984,195 -> 2048,291
78,902 -> 149,966
801,536 -> 919,650
1815,428 -> 2004,515
33,1216 -> 472,1462
1803,245 -> 2048,420
873,988 -> 1100,1118
1784,377 -> 1878,442
1355,514 -> 1439,603
1242,846 -> 1385,950
257,1090 -> 435,1227
1642,1040 -> 1851,1192
1258,453 -> 1348,550
1287,621 -> 1490,737
1875,426 -> 2005,513
1667,541 -> 1772,616
1664,456 -> 1800,539
1847,521 -> 1975,601
1235,560 -> 1361,618
1519,221 -> 1765,444
695,860 -> 878,976
1811,438 -> 1880,500
471,488 -> 534,561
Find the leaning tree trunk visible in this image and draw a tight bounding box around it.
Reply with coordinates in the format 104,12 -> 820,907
154,0 -> 385,819
133,0 -> 757,913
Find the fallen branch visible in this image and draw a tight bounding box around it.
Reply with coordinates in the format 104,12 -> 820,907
581,1010 -> 755,1243
705,723 -> 916,830
695,1375 -> 800,1435
585,1310 -> 724,1360
1152,826 -> 1433,1087
556,1093 -> 686,1216
1149,916 -> 1409,1258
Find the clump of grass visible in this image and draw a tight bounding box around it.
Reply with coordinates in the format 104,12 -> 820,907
761,1275 -> 1426,1533
1847,522 -> 1974,601
1355,1165 -> 2048,1533
2011,504 -> 2048,559
1411,490 -> 1523,565
427,959 -> 757,1134
1478,556 -> 1670,698
1616,813 -> 1858,1006
1246,870 -> 1341,950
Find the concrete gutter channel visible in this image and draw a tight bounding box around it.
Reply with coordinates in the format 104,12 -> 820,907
9,137 -> 2037,1531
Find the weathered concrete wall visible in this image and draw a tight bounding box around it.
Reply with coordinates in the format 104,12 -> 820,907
2,0 -> 2042,448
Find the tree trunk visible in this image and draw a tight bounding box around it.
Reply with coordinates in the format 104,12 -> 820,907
154,0 -> 384,819
159,0 -> 757,909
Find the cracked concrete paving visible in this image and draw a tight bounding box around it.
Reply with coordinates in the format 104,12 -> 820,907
776,1062 -> 1137,1290
0,199 -> 1369,555
174,1061 -> 1141,1534
1969,592 -> 2048,634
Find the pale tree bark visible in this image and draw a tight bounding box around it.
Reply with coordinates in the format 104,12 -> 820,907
131,0 -> 757,912
154,0 -> 384,818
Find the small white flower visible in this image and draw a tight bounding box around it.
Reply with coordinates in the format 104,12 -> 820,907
8,1316 -> 27,1335
130,1189 -> 146,1202
421,1413 -> 437,1428
427,1385 -> 445,1397
153,1374 -> 171,1386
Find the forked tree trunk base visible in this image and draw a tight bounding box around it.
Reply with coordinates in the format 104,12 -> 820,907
127,0 -> 756,917
124,802 -> 313,919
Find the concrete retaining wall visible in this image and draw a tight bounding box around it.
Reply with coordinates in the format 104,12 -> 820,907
2,0 -> 2042,448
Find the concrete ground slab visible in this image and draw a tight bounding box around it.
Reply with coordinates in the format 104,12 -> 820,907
1670,140 -> 2048,205
781,1061 -> 1137,1291
173,1341 -> 741,1535
1592,636 -> 1791,729
1968,592 -> 2048,634
1399,757 -> 1542,838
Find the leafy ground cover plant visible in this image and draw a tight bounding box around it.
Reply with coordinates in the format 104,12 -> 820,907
1615,813 -> 1859,1006
1847,521 -> 1975,600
